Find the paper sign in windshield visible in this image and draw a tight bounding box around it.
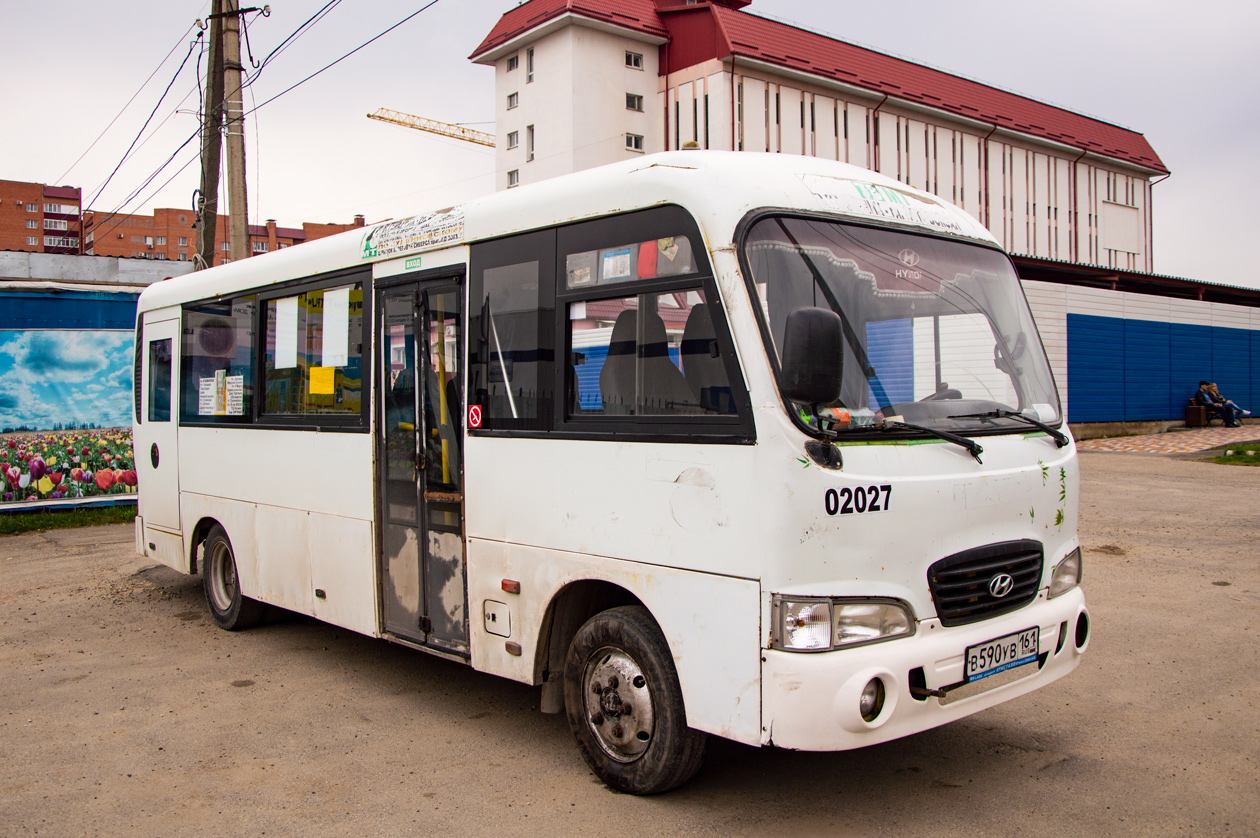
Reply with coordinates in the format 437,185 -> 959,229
799,174 -> 969,237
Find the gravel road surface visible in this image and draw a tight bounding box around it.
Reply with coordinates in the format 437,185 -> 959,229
1,451 -> 1257,836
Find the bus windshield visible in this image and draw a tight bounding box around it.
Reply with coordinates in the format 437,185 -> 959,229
743,215 -> 1061,434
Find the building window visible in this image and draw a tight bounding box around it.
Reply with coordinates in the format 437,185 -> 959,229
221,242 -> 230,251
626,93 -> 643,112
44,218 -> 68,231
26,236 -> 37,246
507,92 -> 518,110
25,219 -> 37,229
278,242 -> 289,249
526,125 -> 535,162
156,236 -> 166,246
626,51 -> 643,70
25,203 -> 36,212
43,202 -> 76,215
527,48 -> 534,83
507,169 -> 520,188
43,235 -> 76,248
507,54 -> 519,72
178,252 -> 187,261
507,131 -> 519,149
626,133 -> 644,152
253,241 -> 268,253
178,236 -> 188,246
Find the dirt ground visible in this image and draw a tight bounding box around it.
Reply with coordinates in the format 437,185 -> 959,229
1,451 -> 1257,837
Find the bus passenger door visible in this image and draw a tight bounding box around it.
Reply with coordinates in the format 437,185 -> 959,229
378,280 -> 468,655
138,317 -> 180,533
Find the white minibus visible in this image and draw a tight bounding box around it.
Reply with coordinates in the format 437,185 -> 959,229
133,151 -> 1088,793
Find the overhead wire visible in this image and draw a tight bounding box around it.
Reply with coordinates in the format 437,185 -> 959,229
242,0 -> 444,117
93,0 -> 445,245
85,31 -> 204,211
55,19 -> 200,185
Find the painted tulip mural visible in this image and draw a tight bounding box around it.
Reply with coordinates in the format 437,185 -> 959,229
0,323 -> 139,505
1,429 -> 138,504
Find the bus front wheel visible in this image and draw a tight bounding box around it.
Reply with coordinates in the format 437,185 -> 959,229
563,605 -> 706,794
202,525 -> 265,631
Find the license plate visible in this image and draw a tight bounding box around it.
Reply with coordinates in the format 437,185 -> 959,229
965,627 -> 1039,682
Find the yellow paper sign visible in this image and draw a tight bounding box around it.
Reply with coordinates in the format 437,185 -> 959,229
309,366 -> 335,395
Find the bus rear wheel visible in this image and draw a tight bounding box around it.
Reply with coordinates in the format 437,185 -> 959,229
202,524 -> 265,631
563,605 -> 706,794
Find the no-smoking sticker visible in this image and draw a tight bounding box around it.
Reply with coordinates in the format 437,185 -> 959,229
468,405 -> 482,428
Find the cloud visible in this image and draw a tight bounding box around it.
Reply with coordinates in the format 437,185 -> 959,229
0,331 -> 130,385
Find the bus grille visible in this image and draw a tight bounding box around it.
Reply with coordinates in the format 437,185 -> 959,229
927,541 -> 1043,627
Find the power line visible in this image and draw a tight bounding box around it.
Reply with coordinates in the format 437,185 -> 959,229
246,0 -> 342,86
87,149 -> 202,245
86,32 -> 204,211
244,0 -> 444,117
91,0 -> 446,239
55,20 -> 200,185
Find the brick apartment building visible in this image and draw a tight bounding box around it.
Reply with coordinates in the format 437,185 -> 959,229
82,207 -> 366,267
0,180 -> 82,255
2,177 -> 364,267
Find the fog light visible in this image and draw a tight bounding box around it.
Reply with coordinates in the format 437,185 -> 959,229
1075,611 -> 1090,650
859,678 -> 885,722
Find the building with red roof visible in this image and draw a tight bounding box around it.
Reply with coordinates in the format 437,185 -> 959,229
472,0 -> 1166,274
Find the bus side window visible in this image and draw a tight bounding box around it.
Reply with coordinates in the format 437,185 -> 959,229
468,229 -> 556,432
569,289 -> 734,416
148,339 -> 172,422
180,296 -> 256,423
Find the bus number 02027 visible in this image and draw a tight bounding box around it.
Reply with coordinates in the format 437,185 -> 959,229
825,485 -> 892,516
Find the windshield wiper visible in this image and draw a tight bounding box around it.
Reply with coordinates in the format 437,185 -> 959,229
948,409 -> 1069,448
877,420 -> 984,463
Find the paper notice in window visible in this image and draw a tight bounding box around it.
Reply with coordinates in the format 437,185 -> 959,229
213,369 -> 227,415
226,375 -> 244,415
275,296 -> 299,369
198,378 -> 215,415
323,287 -> 350,367
602,247 -> 632,281
310,366 -> 335,395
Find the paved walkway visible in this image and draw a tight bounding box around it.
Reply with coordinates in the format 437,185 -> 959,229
1075,424 -> 1260,454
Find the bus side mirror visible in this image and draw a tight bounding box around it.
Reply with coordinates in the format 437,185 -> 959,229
780,307 -> 844,405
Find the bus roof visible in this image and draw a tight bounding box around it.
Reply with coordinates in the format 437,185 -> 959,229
137,151 -> 997,314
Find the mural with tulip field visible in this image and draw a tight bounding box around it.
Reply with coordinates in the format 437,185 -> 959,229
1,429 -> 137,503
0,328 -> 138,505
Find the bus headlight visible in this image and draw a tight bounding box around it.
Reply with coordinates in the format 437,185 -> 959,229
773,596 -> 916,651
833,600 -> 915,647
1048,548 -> 1082,598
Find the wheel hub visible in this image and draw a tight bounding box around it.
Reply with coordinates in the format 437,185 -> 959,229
584,648 -> 655,762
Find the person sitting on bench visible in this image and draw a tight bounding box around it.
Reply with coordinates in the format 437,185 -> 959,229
1195,380 -> 1240,427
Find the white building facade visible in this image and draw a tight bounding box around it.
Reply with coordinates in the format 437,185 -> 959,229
471,0 -> 1166,275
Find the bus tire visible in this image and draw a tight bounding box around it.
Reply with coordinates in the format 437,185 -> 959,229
563,605 -> 706,794
202,524 -> 265,631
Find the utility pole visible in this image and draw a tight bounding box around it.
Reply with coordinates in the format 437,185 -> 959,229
222,0 -> 250,263
196,0 -> 225,270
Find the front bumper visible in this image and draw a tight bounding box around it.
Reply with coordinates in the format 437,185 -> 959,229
762,587 -> 1088,750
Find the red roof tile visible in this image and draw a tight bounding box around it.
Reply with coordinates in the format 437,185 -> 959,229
470,0 -> 668,60
710,7 -> 1166,172
471,1 -> 1165,173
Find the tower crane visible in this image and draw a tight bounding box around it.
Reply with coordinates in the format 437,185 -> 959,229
366,108 -> 495,147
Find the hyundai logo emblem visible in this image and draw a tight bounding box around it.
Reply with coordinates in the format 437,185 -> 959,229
989,573 -> 1015,598
897,248 -> 920,267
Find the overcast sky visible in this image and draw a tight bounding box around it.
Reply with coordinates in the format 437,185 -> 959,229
3,0 -> 1256,286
